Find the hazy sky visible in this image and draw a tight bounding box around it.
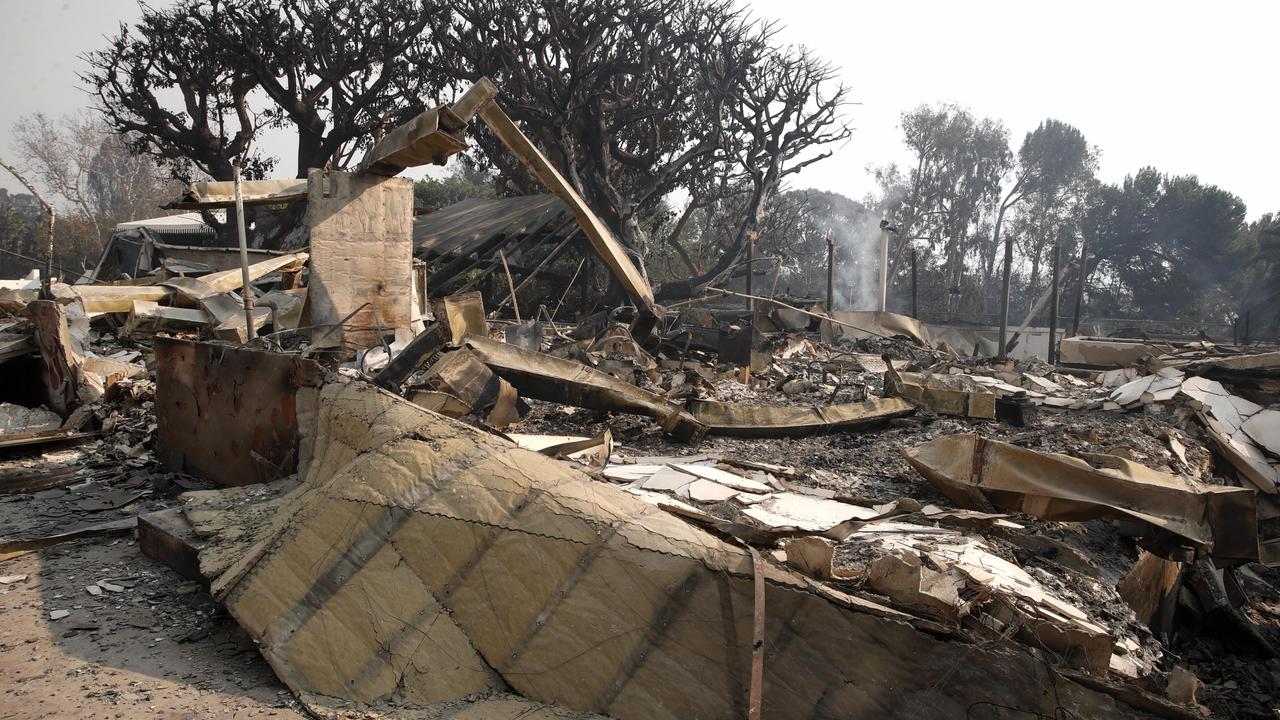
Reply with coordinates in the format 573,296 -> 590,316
1,0 -> 1276,218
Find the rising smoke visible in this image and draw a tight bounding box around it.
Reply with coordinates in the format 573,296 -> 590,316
834,211 -> 888,311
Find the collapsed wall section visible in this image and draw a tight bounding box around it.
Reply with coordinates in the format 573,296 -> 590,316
205,381 -> 1161,719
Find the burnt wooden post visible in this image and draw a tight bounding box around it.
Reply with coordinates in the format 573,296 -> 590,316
1070,241 -> 1087,337
826,232 -> 835,312
997,234 -> 1014,359
910,248 -> 918,318
1047,242 -> 1061,364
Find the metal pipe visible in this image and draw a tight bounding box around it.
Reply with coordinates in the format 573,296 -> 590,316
1048,242 -> 1061,364
233,163 -> 256,340
497,249 -> 521,322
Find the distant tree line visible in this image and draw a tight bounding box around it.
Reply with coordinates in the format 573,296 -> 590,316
858,104 -> 1269,330
1,112 -> 181,278
653,104 -> 1275,334
2,0 -> 1261,332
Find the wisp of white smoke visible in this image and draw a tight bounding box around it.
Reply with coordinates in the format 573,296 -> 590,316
834,212 -> 886,311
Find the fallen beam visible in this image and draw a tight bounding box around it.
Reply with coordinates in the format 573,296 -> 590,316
904,434 -> 1258,562
687,397 -> 914,438
463,334 -> 705,442
72,252 -> 308,313
476,93 -> 654,311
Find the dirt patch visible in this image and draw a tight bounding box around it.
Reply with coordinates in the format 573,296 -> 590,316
0,537 -> 306,720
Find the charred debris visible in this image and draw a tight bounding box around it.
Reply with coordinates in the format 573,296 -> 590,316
3,79 -> 1280,720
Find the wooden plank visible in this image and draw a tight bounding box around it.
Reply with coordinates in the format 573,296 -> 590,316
73,252 -> 308,312
477,101 -> 655,309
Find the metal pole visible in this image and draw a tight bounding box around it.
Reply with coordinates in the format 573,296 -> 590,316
233,163 -> 256,340
1070,241 -> 1087,337
877,221 -> 889,312
910,248 -> 918,318
997,234 -> 1013,359
746,229 -> 756,314
497,249 -> 521,322
826,232 -> 835,312
1047,242 -> 1061,365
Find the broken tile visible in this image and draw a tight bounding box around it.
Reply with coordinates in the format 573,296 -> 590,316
668,463 -> 771,493
742,492 -> 879,532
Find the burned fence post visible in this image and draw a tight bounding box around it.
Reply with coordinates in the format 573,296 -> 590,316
911,248 -> 918,319
1070,240 -> 1087,337
826,231 -> 835,312
997,233 -> 1014,360
1048,242 -> 1061,365
232,162 -> 257,340
878,220 -> 891,313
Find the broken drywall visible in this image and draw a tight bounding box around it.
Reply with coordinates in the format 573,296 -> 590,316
904,434 -> 1258,562
197,381 -> 1172,719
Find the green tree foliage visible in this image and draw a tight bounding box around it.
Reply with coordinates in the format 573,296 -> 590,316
1230,214 -> 1280,338
990,119 -> 1096,323
413,173 -> 496,210
0,205 -> 37,278
876,104 -> 1011,317
1082,168 -> 1247,321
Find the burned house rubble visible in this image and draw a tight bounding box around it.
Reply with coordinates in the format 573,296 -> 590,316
4,78 -> 1280,720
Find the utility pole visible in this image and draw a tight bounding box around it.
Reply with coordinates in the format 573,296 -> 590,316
1047,242 -> 1061,364
826,231 -> 835,312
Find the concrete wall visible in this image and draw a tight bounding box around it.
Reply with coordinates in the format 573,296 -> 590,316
924,324 -> 1060,361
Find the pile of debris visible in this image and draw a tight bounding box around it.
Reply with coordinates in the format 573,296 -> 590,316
2,75 -> 1280,720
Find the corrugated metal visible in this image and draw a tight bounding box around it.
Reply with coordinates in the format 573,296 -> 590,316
412,194 -> 568,259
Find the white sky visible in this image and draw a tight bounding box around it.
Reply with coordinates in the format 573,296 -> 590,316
1,0 -> 1276,218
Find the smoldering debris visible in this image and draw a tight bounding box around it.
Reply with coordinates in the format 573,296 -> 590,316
2,75 -> 1279,720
